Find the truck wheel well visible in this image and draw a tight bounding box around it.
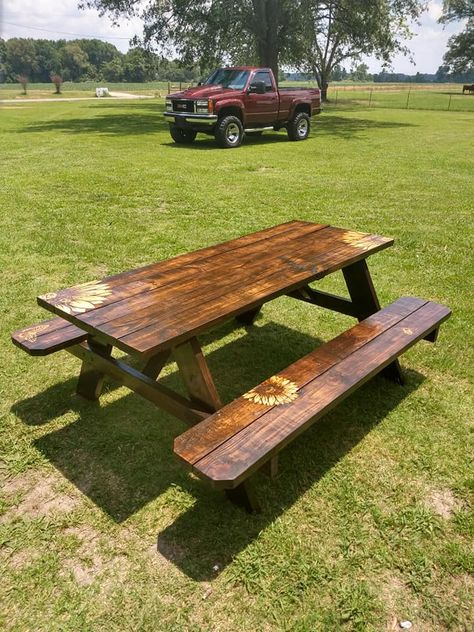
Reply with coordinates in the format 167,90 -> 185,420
217,107 -> 243,122
293,103 -> 311,117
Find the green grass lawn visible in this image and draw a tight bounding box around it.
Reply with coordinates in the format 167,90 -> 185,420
0,100 -> 472,631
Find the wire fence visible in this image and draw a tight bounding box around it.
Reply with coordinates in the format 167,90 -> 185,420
328,86 -> 474,113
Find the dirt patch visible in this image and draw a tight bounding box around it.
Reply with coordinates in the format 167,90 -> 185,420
425,488 -> 462,519
62,525 -> 130,586
2,472 -> 78,520
4,547 -> 41,570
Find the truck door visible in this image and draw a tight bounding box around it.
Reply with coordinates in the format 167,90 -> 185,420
245,70 -> 279,126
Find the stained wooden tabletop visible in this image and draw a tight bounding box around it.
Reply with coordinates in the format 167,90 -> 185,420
37,221 -> 393,356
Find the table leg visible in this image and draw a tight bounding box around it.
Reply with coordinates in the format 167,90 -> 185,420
173,337 -> 222,413
342,260 -> 404,385
236,306 -> 261,326
225,480 -> 261,513
142,350 -> 170,380
76,339 -> 112,400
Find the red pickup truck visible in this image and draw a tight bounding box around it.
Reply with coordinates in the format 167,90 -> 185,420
164,66 -> 321,148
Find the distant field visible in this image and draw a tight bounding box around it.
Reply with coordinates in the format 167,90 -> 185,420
0,81 -> 172,100
327,87 -> 474,112
2,80 -> 473,112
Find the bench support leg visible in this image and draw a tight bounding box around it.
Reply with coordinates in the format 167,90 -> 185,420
225,480 -> 261,513
142,350 -> 170,380
173,337 -> 222,414
236,306 -> 262,326
343,260 -> 404,385
263,455 -> 279,479
424,327 -> 439,343
76,339 -> 112,400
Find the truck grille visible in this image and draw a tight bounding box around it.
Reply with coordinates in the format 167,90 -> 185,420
172,99 -> 195,113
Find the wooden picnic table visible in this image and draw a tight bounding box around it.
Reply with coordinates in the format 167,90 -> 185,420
29,221 -> 394,419
13,221 -> 451,511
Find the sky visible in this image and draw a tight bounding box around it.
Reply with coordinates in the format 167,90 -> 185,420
0,0 -> 467,74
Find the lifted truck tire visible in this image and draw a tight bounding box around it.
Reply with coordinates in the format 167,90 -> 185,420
169,126 -> 197,144
287,112 -> 311,141
215,115 -> 244,148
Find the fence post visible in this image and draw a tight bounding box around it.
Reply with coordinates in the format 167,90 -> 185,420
179,82 -> 182,90
167,81 -> 170,94
369,89 -> 373,107
448,94 -> 452,111
406,88 -> 411,109
335,89 -> 338,105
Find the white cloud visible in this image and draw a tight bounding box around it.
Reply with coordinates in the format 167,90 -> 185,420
428,1 -> 444,22
1,0 -> 143,52
0,0 -> 468,73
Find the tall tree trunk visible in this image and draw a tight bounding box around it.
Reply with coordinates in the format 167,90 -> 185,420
252,0 -> 280,83
315,68 -> 330,102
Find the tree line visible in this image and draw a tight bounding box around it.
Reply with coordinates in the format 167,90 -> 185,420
0,38 -> 201,83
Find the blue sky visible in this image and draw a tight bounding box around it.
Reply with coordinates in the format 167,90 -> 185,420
0,0 -> 467,74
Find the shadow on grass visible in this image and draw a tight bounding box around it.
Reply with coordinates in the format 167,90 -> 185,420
12,318 -> 425,581
12,320 -> 324,520
19,109 -> 168,136
17,99 -> 416,142
315,113 -> 417,138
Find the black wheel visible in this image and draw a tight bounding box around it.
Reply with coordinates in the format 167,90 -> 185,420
287,112 -> 310,141
215,115 -> 244,148
169,126 -> 197,144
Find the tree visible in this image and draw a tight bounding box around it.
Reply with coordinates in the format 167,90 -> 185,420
102,57 -> 124,81
81,0 -> 307,82
439,0 -> 474,73
297,0 -> 424,101
350,62 -> 371,82
61,42 -> 92,81
3,38 -> 38,81
73,39 -> 121,75
122,47 -> 156,82
17,74 -> 28,94
50,73 -> 64,94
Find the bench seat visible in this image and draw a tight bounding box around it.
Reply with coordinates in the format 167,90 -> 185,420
174,297 -> 451,497
11,317 -> 87,356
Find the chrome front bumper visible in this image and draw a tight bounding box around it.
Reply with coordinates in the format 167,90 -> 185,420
164,112 -> 218,124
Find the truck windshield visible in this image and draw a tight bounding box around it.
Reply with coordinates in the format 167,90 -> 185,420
203,69 -> 250,90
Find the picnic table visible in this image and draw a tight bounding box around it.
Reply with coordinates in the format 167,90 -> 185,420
12,221 -> 450,512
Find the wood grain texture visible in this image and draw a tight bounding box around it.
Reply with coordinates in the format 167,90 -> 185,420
36,222 -> 393,357
11,317 -> 87,356
174,298 -> 451,489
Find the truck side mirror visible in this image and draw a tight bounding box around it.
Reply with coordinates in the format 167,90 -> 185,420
249,81 -> 266,95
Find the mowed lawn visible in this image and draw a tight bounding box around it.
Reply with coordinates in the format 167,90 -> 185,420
0,100 -> 472,632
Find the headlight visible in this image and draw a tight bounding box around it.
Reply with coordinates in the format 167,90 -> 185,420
165,99 -> 172,111
195,99 -> 210,114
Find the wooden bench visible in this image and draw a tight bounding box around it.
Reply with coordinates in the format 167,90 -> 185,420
174,297 -> 451,512
11,317 -> 87,356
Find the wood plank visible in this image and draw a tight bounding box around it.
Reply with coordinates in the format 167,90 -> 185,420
57,222 -> 331,331
11,317 -> 87,356
38,221 -> 325,318
118,231 -> 393,355
287,286 -> 357,317
174,297 -> 426,466
36,223 -> 392,358
191,301 -> 451,488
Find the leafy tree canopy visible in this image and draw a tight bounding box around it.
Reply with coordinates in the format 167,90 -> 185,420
439,0 -> 474,73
